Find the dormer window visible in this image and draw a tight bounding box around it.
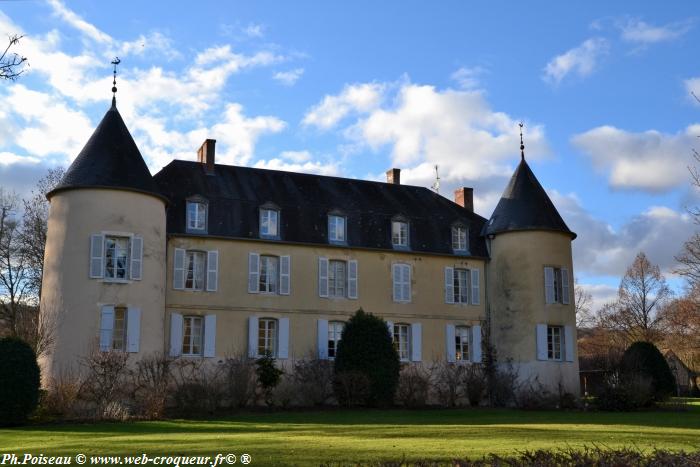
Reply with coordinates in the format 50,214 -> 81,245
391,219 -> 409,249
260,207 -> 280,239
328,214 -> 346,244
452,225 -> 468,253
186,200 -> 207,232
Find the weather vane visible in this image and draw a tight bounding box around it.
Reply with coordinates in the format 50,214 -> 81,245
431,164 -> 440,194
519,122 -> 525,161
111,57 -> 121,104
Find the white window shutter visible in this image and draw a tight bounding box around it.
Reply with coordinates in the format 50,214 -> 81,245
392,264 -> 401,302
561,268 -> 570,305
544,267 -> 555,304
278,317 -> 290,359
126,307 -> 141,353
411,323 -> 422,362
445,267 -> 454,304
248,253 -> 260,294
204,314 -> 216,357
386,321 -> 394,341
536,323 -> 548,361
248,316 -> 259,358
169,313 -> 183,357
173,248 -> 185,290
99,305 -> 115,351
318,257 -> 329,298
130,236 -> 143,280
206,250 -> 219,292
90,234 -> 104,279
317,319 -> 329,360
445,324 -> 456,363
348,260 -> 358,299
279,255 -> 291,295
403,265 -> 411,302
471,269 -> 480,305
471,325 -> 482,363
564,325 -> 574,362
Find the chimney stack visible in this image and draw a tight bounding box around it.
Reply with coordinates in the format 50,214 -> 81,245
386,168 -> 401,185
454,187 -> 474,212
197,139 -> 216,174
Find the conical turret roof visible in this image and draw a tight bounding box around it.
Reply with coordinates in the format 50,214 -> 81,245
483,158 -> 575,239
48,102 -> 166,202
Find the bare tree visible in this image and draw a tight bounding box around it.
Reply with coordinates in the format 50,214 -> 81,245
0,34 -> 28,81
0,189 -> 30,335
574,279 -> 594,328
19,167 -> 65,299
599,252 -> 671,343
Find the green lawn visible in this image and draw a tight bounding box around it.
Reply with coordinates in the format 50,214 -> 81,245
2,404 -> 700,466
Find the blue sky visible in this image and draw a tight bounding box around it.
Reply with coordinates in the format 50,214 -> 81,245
1,0 -> 699,309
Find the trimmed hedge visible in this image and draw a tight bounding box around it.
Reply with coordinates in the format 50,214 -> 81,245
0,337 -> 41,425
621,341 -> 675,402
334,309 -> 400,407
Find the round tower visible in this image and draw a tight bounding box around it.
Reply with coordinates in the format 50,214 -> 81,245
484,152 -> 579,395
40,98 -> 167,381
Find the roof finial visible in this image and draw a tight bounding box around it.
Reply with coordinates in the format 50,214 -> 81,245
111,57 -> 121,107
518,121 -> 525,161
431,164 -> 441,194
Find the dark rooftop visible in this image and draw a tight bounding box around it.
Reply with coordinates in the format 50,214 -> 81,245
154,160 -> 489,257
48,103 -> 165,202
483,158 -> 576,239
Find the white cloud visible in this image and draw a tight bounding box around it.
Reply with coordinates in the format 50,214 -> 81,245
243,23 -> 264,38
117,32 -> 182,61
273,68 -> 304,86
0,152 -> 41,166
618,18 -> 694,44
46,0 -> 111,44
280,150 -> 312,163
572,124 -> 698,192
450,66 -> 486,90
543,38 -> 609,85
253,158 -> 339,176
302,83 -> 385,129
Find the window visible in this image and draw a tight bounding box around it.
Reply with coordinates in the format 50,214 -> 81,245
392,220 -> 409,248
111,306 -> 127,351
260,208 -> 279,238
393,323 -> 410,361
544,266 -> 570,304
452,225 -> 468,252
328,260 -> 347,298
258,318 -> 277,356
453,268 -> 470,304
328,321 -> 344,359
259,255 -> 279,293
185,251 -> 206,291
328,215 -> 346,243
547,326 -> 562,361
455,326 -> 470,361
104,236 -> 129,279
187,201 -> 207,232
182,316 -> 203,356
393,263 -> 411,302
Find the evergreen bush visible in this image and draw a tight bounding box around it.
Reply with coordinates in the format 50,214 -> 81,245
333,309 -> 400,406
0,337 -> 41,425
621,341 -> 675,403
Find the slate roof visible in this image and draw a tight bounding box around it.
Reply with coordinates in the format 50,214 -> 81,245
154,160 -> 489,257
47,102 -> 166,202
483,158 -> 576,239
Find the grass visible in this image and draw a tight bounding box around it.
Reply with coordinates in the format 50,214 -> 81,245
2,403 -> 700,466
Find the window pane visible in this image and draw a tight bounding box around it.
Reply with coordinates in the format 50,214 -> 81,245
104,236 -> 129,279
392,221 -> 408,246
112,307 -> 127,351
329,261 -> 346,297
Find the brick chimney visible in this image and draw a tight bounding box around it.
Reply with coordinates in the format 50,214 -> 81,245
454,187 -> 474,212
197,139 -> 216,174
386,168 -> 401,185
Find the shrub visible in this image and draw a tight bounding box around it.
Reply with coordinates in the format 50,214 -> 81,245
621,341 -> 675,403
131,353 -> 172,419
222,354 -> 257,408
396,365 -> 430,408
272,373 -> 297,408
256,353 -> 284,407
0,337 -> 41,425
594,371 -> 654,411
464,365 -> 486,407
79,348 -> 130,420
293,358 -> 334,406
170,359 -> 225,416
41,370 -> 82,419
431,361 -> 467,407
482,341 -> 517,407
334,309 -> 400,407
334,371 -> 371,407
515,378 -> 559,410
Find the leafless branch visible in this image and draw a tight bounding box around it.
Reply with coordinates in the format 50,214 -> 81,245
0,34 -> 28,81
